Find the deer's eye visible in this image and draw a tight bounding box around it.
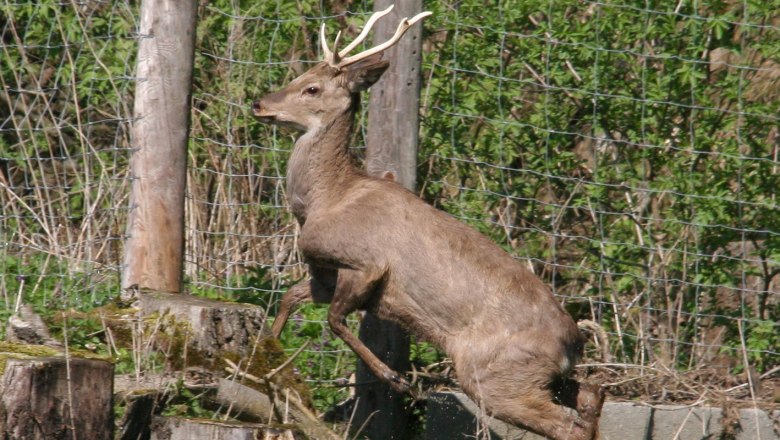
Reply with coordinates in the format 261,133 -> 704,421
304,86 -> 320,96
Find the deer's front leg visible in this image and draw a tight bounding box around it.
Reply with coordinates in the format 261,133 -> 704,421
272,267 -> 337,338
272,282 -> 313,338
327,268 -> 411,394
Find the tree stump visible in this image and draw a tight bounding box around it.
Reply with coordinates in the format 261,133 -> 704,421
138,291 -> 272,358
136,291 -> 309,398
0,355 -> 114,439
127,291 -> 323,436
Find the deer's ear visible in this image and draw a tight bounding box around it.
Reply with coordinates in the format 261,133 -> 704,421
344,54 -> 389,92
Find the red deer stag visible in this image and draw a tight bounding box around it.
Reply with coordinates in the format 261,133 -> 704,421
252,6 -> 604,440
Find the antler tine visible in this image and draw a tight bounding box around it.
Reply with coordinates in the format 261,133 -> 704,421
332,30 -> 343,62
337,11 -> 432,68
337,5 -> 395,59
320,23 -> 334,64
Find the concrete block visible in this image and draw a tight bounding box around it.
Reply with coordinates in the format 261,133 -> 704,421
650,405 -> 722,440
425,392 -> 545,439
736,408 -> 779,440
599,402 -> 652,440
424,391 -> 779,440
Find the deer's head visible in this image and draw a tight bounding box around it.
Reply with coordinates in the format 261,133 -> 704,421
252,6 -> 431,133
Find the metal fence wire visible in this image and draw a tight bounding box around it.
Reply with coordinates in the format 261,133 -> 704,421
1,0 -> 778,407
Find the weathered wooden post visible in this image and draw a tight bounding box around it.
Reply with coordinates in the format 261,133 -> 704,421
356,0 -> 424,437
122,0 -> 197,293
118,7 -> 310,438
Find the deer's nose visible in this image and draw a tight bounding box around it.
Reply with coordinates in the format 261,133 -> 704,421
252,100 -> 262,113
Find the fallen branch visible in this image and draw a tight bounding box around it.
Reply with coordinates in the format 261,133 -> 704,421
224,357 -> 342,440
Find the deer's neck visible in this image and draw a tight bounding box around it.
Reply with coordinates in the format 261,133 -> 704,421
287,110 -> 359,223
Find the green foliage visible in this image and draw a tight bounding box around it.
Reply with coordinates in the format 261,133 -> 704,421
162,381 -> 210,419
418,0 -> 779,374
743,320 -> 780,372
1,1 -> 136,326
0,256 -> 117,340
410,340 -> 444,368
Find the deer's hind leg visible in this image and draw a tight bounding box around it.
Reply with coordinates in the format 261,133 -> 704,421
458,352 -> 598,440
552,377 -> 605,426
325,267 -> 411,393
491,395 -> 594,440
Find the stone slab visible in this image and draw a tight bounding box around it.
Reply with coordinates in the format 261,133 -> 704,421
425,392 -> 779,440
425,392 -> 548,440
599,401 -> 652,440
650,405 -> 723,440
737,408 -> 780,440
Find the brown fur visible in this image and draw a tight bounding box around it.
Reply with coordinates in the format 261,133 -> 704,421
254,53 -> 603,440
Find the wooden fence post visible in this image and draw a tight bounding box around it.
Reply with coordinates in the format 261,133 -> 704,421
356,0 -> 424,437
122,0 -> 197,293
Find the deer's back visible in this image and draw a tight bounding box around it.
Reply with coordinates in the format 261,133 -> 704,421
301,176 -> 581,363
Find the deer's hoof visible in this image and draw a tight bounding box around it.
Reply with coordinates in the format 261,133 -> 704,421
385,372 -> 411,393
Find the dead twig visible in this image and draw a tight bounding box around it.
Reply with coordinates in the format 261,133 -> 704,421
264,339 -> 310,381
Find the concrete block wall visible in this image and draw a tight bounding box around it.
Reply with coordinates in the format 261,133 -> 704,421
425,392 -> 779,439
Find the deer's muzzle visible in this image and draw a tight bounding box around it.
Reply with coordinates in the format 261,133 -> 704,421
252,100 -> 275,123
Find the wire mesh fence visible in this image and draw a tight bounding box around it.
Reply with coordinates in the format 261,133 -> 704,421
1,1 -> 136,310
1,0 -> 778,411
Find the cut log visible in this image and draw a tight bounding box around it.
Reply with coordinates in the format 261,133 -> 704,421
215,378 -> 339,439
0,355 -> 114,440
215,378 -> 274,422
149,416 -> 303,440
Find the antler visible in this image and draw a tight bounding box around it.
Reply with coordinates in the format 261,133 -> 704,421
337,5 -> 395,58
320,25 -> 342,64
320,5 -> 432,68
